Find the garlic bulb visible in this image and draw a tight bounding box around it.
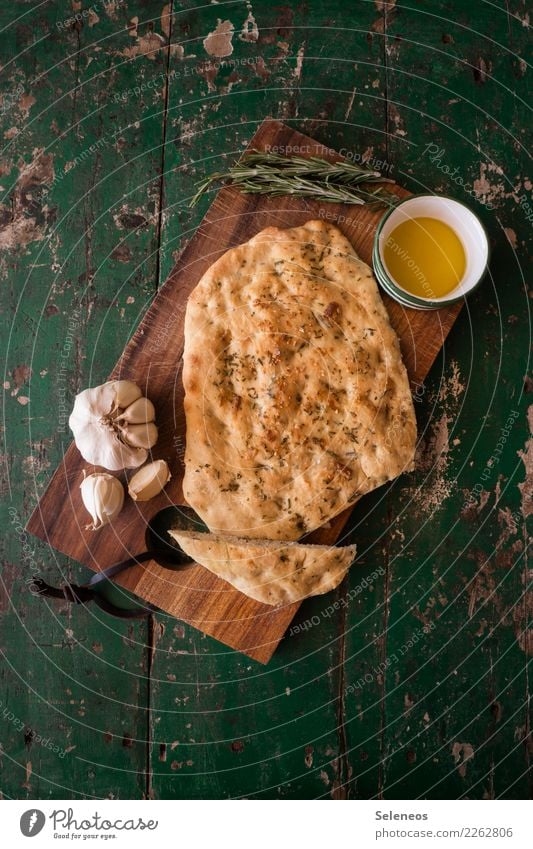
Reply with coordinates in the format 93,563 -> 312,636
80,473 -> 124,530
69,380 -> 158,470
128,459 -> 171,501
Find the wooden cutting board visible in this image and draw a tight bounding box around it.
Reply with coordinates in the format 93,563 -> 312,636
27,119 -> 462,663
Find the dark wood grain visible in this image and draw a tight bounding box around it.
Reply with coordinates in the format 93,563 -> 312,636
27,119 -> 461,663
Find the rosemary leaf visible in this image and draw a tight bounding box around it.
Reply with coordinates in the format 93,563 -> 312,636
189,150 -> 398,208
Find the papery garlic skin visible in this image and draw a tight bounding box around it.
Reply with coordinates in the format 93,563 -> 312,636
128,459 -> 171,501
69,380 -> 158,470
80,473 -> 124,530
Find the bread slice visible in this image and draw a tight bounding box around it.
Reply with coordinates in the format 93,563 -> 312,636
168,529 -> 356,606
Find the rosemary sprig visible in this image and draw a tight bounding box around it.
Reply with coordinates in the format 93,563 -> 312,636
189,151 -> 398,208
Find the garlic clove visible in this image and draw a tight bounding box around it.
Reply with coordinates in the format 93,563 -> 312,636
128,460 -> 171,501
80,473 -> 124,530
112,380 -> 143,409
121,421 -> 158,449
117,396 -> 155,424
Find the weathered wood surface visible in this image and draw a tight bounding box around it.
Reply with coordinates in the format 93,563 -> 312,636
1,0 -> 531,799
27,118 -> 462,664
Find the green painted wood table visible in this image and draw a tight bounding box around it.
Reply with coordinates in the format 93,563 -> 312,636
0,0 -> 531,800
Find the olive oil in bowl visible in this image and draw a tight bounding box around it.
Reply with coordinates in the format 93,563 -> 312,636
383,216 -> 466,299
373,195 -> 489,310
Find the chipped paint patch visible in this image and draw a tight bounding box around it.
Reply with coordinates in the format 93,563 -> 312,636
122,31 -> 166,61
451,741 -> 474,777
388,103 -> 406,137
0,148 -> 55,250
414,414 -> 454,513
203,20 -> 234,58
103,0 -> 120,20
178,110 -> 207,142
437,360 -> 466,402
18,93 -> 36,116
473,57 -> 492,84
161,3 -> 172,38
12,364 -> 32,387
240,10 -> 259,42
0,216 -> 44,250
403,692 -> 415,714
220,70 -> 243,96
517,405 -> 533,518
461,488 -> 490,520
410,361 -> 467,513
253,57 -> 269,82
512,408 -> 533,655
294,44 -> 305,80
22,760 -> 32,791
113,205 -> 151,230
512,556 -> 533,656
169,43 -> 185,60
319,769 -> 330,786
22,450 -> 50,475
497,507 -> 520,544
473,162 -> 511,206
18,148 -> 54,191
197,61 -> 218,92
111,243 -> 132,262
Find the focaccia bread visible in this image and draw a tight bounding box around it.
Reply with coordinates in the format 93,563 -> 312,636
169,529 -> 356,606
182,219 -> 416,540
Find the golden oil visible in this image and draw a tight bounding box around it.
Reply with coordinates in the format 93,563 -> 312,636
383,216 -> 466,298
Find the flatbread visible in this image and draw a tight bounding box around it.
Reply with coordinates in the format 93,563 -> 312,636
169,529 -> 356,606
182,219 -> 416,540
